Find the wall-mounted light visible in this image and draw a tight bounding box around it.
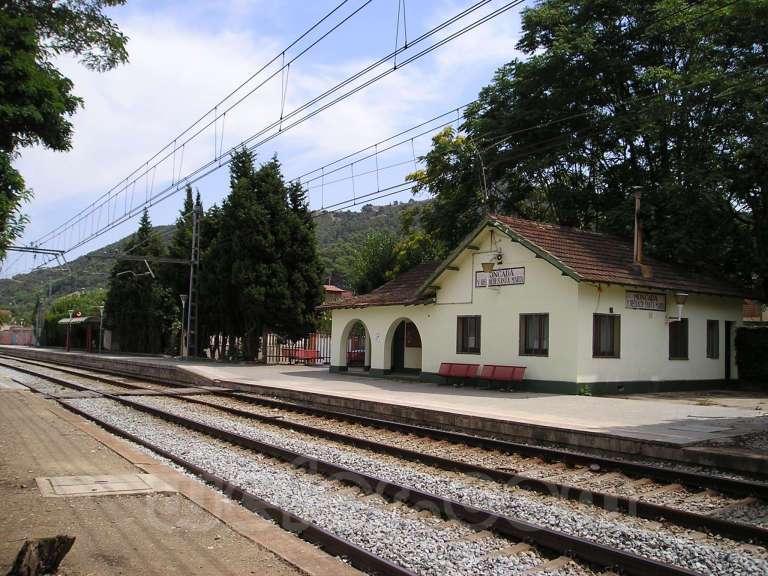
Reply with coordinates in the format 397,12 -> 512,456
666,292 -> 688,323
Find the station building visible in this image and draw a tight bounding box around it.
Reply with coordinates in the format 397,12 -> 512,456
323,215 -> 746,394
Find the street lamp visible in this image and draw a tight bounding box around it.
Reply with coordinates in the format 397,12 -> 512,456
66,309 -> 73,352
179,294 -> 187,360
98,306 -> 104,354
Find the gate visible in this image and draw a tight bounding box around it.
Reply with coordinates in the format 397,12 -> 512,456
346,330 -> 367,367
263,332 -> 331,365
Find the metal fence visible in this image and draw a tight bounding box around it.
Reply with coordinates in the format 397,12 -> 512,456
263,332 -> 331,365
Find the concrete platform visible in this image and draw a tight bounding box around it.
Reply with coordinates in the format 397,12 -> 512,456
2,346 -> 767,475
0,386 -> 361,576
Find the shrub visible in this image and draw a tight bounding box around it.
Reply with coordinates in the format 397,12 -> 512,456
736,327 -> 768,383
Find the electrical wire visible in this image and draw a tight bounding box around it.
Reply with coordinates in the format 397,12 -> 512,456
31,0 -> 521,264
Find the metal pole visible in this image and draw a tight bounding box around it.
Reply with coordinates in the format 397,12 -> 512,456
66,309 -> 73,352
179,294 -> 187,360
98,306 -> 104,353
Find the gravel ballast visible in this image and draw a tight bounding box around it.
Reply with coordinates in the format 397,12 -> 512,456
73,395 -> 767,576
66,397 -> 592,576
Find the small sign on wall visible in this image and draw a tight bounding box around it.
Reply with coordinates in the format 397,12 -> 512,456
475,267 -> 525,288
625,291 -> 666,311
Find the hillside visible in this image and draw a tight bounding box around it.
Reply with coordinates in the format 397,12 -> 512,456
0,201 -> 421,323
314,200 -> 420,289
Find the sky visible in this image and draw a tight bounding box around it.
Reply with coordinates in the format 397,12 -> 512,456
4,0 -> 529,278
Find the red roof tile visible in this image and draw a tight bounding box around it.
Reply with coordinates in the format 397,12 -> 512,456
491,215 -> 745,297
320,261 -> 440,309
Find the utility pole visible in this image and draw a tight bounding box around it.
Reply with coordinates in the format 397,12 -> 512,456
185,206 -> 201,359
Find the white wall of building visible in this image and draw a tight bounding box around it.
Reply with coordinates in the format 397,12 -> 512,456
576,284 -> 742,383
426,230 -> 579,381
330,225 -> 742,387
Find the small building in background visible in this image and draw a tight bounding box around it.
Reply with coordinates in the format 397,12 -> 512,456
324,284 -> 353,304
743,299 -> 767,323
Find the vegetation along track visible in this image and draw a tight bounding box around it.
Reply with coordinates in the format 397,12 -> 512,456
1,356 -> 767,575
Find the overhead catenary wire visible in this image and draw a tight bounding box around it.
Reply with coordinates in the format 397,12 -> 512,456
30,0 -> 522,266
31,0 -> 375,249
19,0 -> 746,275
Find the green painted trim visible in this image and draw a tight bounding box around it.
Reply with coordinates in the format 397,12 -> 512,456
368,368 -> 388,377
329,365 -> 348,373
418,371 -> 444,384
400,373 -> 732,396
417,219 -> 492,296
587,379 -> 727,395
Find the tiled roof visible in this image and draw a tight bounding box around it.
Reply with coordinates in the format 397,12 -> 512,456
491,215 -> 745,298
323,284 -> 345,292
320,261 -> 440,309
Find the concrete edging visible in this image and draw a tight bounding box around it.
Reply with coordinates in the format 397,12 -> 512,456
3,346 -> 766,476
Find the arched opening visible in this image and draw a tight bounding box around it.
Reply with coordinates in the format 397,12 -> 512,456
385,318 -> 422,375
340,319 -> 370,372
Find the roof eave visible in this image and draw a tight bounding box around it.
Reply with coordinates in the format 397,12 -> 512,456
581,277 -> 748,299
416,217 -> 581,296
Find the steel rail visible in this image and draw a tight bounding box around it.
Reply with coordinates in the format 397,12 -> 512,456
176,394 -> 768,546
56,400 -> 416,576
223,391 -> 768,498
82,390 -> 705,576
3,354 -> 767,496
11,354 -> 765,544
3,354 -> 767,500
6,360 -> 704,576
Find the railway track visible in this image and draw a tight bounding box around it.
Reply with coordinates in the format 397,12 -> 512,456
1,356 -> 767,575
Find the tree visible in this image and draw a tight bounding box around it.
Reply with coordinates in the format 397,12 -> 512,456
201,149 -> 324,360
40,288 -> 105,347
350,231 -> 397,295
103,209 -> 175,353
451,0 -> 765,295
282,181 -> 324,338
161,185 -> 200,302
404,127 -> 488,257
0,0 -> 128,257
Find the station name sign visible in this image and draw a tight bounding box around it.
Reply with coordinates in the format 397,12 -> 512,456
625,291 -> 666,311
475,267 -> 525,288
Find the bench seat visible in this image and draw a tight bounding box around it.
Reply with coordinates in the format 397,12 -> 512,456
438,362 -> 480,384
479,364 -> 526,382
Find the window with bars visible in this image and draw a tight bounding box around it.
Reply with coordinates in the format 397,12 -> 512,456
706,320 -> 719,359
520,314 -> 549,356
457,316 -> 481,354
593,314 -> 620,358
669,318 -> 689,360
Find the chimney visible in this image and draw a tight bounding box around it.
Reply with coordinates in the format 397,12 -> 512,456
633,188 -> 642,265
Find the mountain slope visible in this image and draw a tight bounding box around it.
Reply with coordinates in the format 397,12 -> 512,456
0,201 -> 421,322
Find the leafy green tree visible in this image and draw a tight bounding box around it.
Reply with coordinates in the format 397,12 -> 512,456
405,127 -> 488,256
104,209 -> 175,353
281,181 -> 324,338
200,149 -> 324,359
350,231 -> 397,295
461,0 -> 765,294
40,288 -> 105,347
0,0 -> 128,258
161,185 -> 203,302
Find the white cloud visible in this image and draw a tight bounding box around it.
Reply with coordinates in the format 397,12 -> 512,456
11,0 -> 527,261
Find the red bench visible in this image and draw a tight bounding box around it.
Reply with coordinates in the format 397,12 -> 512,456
438,362 -> 480,385
283,349 -> 320,365
479,364 -> 526,389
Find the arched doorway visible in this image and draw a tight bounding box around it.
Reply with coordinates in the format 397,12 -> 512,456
340,319 -> 370,371
386,318 -> 422,374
